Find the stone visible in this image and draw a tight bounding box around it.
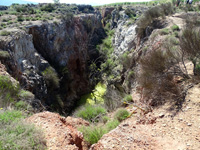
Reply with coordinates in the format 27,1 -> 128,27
159,113 -> 165,118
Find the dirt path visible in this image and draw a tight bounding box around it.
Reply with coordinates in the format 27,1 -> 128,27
90,83 -> 200,150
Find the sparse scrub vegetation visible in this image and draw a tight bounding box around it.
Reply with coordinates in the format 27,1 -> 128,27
17,15 -> 24,22
180,27 -> 200,75
0,75 -> 20,107
138,39 -> 189,105
160,28 -> 170,35
123,94 -> 132,103
42,67 -> 60,90
41,4 -> 55,12
136,2 -> 174,40
78,125 -> 106,145
78,118 -> 119,145
0,50 -> 10,59
171,24 -> 179,31
0,30 -> 11,36
114,108 -> 129,122
0,110 -> 46,150
75,105 -> 106,122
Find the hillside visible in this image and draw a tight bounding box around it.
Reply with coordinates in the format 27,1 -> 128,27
0,1 -> 200,150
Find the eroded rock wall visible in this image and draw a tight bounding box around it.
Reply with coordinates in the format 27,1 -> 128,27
28,13 -> 105,112
0,12 -> 106,113
0,31 -> 48,100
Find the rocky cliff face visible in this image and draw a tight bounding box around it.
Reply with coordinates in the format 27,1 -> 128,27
0,12 -> 106,113
112,6 -> 148,57
0,31 -> 48,100
28,13 -> 106,112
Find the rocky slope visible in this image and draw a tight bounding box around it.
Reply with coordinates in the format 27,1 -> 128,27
90,82 -> 200,150
0,8 -> 105,113
26,111 -> 90,150
89,11 -> 200,150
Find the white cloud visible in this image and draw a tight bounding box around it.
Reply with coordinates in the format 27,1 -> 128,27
24,0 -> 152,5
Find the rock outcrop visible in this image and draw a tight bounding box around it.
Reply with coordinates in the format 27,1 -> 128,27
26,111 -> 89,150
0,11 -> 106,113
28,13 -> 105,112
112,6 -> 148,57
0,31 -> 48,99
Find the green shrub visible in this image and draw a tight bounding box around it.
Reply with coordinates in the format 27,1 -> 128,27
0,23 -> 6,28
2,18 -> 8,22
0,110 -> 46,150
31,18 -> 36,21
120,51 -> 132,69
114,108 -> 129,122
25,17 -> 30,21
128,71 -> 135,79
78,125 -> 106,145
0,30 -> 11,36
171,24 -> 179,31
79,119 -> 120,145
42,67 -> 59,90
17,15 -> 24,22
14,100 -> 32,111
125,8 -> 136,18
14,4 -> 35,14
102,116 -> 110,124
8,20 -> 13,24
123,94 -> 132,103
75,105 -> 106,122
160,28 -> 169,35
173,31 -> 179,37
136,3 -> 174,39
41,4 -> 55,12
19,90 -> 34,100
195,63 -> 200,75
167,36 -> 179,45
0,75 -> 20,107
0,50 -> 10,59
105,119 -> 119,131
0,110 -> 23,123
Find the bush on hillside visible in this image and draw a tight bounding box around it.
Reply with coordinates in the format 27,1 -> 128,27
137,42 -> 188,106
0,110 -> 46,150
171,24 -> 179,31
17,15 -> 24,22
40,4 -> 55,12
78,125 -> 106,145
160,28 -> 169,35
0,75 -> 20,107
104,86 -> 123,111
0,50 -> 10,59
42,67 -> 60,90
114,108 -> 129,122
78,119 -> 119,145
180,27 -> 200,75
123,94 -> 132,103
75,105 -> 107,122
136,2 -> 174,40
14,4 -> 35,14
0,30 -> 11,36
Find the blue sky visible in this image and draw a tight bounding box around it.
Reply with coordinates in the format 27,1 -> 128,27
0,0 -> 152,6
